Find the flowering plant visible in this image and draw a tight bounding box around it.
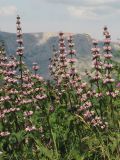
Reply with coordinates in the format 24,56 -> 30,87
0,17 -> 119,160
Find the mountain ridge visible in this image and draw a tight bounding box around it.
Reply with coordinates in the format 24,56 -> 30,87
0,31 -> 120,78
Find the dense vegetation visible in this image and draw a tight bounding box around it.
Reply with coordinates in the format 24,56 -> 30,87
0,16 -> 120,160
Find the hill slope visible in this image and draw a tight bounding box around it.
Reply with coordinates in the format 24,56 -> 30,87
0,31 -> 120,78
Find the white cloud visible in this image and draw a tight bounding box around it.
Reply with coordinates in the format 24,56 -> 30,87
0,5 -> 17,16
44,0 -> 119,6
67,6 -> 97,19
44,0 -> 120,19
67,0 -> 120,19
85,0 -> 117,5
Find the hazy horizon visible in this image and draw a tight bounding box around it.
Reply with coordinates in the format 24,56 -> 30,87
0,0 -> 120,41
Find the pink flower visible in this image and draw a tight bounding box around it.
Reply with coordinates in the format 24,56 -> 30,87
80,82 -> 87,88
103,46 -> 112,51
68,58 -> 77,63
16,39 -> 23,44
0,96 -> 10,102
106,91 -> 119,98
93,53 -> 101,59
17,26 -> 21,31
32,74 -> 44,81
83,110 -> 93,119
103,78 -> 114,84
16,51 -> 24,56
101,125 -> 106,129
19,99 -> 32,105
95,92 -> 103,98
104,54 -> 112,59
0,112 -> 5,119
80,94 -> 87,102
92,40 -> 98,45
68,50 -> 76,55
79,106 -> 85,111
25,126 -> 36,132
104,39 -> 111,44
116,82 -> 120,87
104,63 -> 113,69
32,65 -> 39,71
24,111 -> 33,117
36,94 -> 47,100
92,75 -> 101,81
0,131 -> 10,137
91,47 -> 100,52
17,32 -> 22,37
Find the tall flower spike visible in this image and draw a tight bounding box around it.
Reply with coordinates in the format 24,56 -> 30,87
91,39 -> 102,87
49,46 -> 59,81
58,32 -> 68,81
0,41 -> 6,56
0,41 -> 8,85
16,15 -> 24,57
103,26 -> 114,85
16,15 -> 24,86
68,35 -> 77,80
32,62 -> 39,75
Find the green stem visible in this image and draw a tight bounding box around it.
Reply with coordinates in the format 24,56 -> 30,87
43,102 -> 59,159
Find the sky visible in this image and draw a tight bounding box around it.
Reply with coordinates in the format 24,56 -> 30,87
0,0 -> 120,40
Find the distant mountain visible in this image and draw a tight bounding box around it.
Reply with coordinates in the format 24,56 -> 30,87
0,31 -> 120,78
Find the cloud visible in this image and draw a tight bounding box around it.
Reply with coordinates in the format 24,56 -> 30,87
67,6 -> 97,19
67,5 -> 119,19
44,0 -> 118,6
84,0 -> 117,5
43,0 -> 120,19
0,5 -> 17,16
